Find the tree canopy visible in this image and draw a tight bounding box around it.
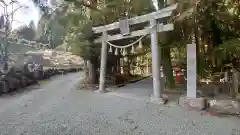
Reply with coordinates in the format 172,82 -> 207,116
15,21 -> 36,40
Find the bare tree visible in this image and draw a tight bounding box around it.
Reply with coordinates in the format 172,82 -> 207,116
0,0 -> 28,71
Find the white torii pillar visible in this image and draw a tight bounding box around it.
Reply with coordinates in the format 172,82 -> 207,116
98,31 -> 108,92
150,19 -> 163,100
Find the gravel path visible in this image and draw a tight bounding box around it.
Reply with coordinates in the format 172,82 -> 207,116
0,72 -> 240,135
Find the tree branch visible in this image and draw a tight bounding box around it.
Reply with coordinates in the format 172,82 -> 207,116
0,0 -> 7,6
0,3 -> 5,8
8,5 -> 27,16
65,0 -> 102,12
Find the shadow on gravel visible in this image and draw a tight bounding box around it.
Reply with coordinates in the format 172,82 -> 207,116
0,74 -> 62,98
0,73 -> 78,99
0,84 -> 41,99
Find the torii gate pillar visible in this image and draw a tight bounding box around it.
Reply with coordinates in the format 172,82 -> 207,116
93,4 -> 178,96
150,19 -> 162,98
98,31 -> 108,92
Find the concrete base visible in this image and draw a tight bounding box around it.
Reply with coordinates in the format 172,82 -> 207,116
149,94 -> 168,105
94,89 -> 107,93
179,96 -> 207,110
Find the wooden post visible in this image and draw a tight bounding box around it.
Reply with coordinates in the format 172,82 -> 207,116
187,37 -> 197,98
98,31 -> 108,92
150,19 -> 161,98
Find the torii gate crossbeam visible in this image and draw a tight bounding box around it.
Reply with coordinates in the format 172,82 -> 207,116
93,4 -> 178,102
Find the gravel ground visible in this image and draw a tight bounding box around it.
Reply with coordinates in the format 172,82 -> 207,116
0,72 -> 240,135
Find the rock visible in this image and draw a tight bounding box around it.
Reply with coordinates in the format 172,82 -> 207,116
236,95 -> 240,100
3,76 -> 19,91
179,96 -> 207,110
197,84 -> 220,97
0,80 -> 9,93
208,99 -> 240,115
150,96 -> 167,105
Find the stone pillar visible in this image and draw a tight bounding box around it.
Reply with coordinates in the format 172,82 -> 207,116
150,19 -> 162,99
187,37 -> 197,98
98,31 -> 108,92
179,38 -> 206,110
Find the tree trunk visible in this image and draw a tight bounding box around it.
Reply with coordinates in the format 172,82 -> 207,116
231,69 -> 239,98
158,0 -> 175,88
85,0 -> 98,85
209,20 -> 222,67
107,54 -> 118,75
126,57 -> 132,76
83,60 -> 88,78
161,45 -> 175,88
87,59 -> 98,84
115,57 -> 119,73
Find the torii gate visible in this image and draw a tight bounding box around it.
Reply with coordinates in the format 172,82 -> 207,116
92,4 -> 180,101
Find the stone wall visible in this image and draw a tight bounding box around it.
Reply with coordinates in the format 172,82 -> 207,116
0,39 -> 40,54
0,38 -> 83,68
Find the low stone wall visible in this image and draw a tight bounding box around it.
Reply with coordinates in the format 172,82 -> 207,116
178,95 -> 240,116
0,67 -> 83,94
